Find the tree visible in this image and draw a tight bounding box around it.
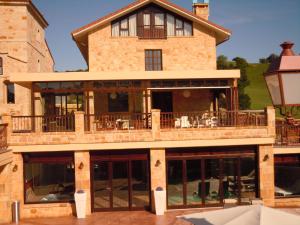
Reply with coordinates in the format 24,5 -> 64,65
266,53 -> 279,64
217,55 -> 229,69
232,57 -> 251,109
217,55 -> 251,109
259,58 -> 268,64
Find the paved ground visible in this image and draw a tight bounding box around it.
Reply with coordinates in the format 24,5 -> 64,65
9,208 -> 300,225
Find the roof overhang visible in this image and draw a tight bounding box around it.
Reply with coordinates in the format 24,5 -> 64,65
9,70 -> 240,83
71,0 -> 231,60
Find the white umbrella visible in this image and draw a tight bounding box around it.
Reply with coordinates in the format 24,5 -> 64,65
179,205 -> 300,225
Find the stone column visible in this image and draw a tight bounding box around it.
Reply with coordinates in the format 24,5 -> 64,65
151,109 -> 161,140
74,151 -> 91,215
258,145 -> 275,207
266,106 -> 276,137
11,153 -> 24,216
0,163 -> 12,224
74,111 -> 85,134
1,114 -> 12,143
150,148 -> 166,212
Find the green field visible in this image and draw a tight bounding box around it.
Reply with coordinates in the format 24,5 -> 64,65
244,63 -> 272,110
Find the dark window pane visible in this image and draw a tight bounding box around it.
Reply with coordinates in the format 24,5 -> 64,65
108,93 -> 129,112
7,83 -> 15,103
275,155 -> 300,197
24,158 -> 75,203
167,160 -> 183,206
0,57 -> 3,75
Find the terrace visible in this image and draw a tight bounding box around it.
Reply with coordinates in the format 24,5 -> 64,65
1,78 -> 276,148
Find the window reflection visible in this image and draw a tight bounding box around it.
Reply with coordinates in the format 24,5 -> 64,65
24,154 -> 75,203
275,154 -> 300,197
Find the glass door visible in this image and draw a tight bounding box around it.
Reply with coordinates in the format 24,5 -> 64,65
92,158 -> 150,211
93,161 -> 111,210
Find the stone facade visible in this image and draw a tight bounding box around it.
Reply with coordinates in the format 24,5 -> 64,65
88,22 -> 216,72
0,0 -> 54,116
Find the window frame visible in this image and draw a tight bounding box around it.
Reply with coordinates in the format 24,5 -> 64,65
23,152 -> 75,204
274,154 -> 300,199
6,82 -> 15,104
0,57 -> 3,75
145,49 -> 163,71
119,18 -> 129,36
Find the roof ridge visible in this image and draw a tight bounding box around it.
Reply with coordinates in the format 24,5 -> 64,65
71,0 -> 231,37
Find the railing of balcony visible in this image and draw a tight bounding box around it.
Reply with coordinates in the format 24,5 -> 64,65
0,124 -> 8,151
160,110 -> 267,129
84,113 -> 151,132
12,115 -> 75,133
275,120 -> 300,146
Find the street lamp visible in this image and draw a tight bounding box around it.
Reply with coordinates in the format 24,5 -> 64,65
264,41 -> 300,116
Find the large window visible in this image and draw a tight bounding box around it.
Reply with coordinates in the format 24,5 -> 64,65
6,83 -> 15,104
0,57 -> 3,75
145,50 -> 162,71
111,5 -> 192,39
24,153 -> 75,204
108,92 -> 129,112
275,154 -> 300,198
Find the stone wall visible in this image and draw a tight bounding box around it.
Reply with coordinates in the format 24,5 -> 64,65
88,22 -> 216,72
0,2 -> 54,116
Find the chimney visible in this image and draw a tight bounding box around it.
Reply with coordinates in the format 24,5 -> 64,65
193,0 -> 209,20
280,41 -> 296,56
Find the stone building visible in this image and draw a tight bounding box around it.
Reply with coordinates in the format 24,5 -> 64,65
0,0 -> 298,223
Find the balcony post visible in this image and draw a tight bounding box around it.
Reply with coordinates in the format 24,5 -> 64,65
151,109 -> 161,140
75,111 -> 85,134
266,106 -> 276,137
1,114 -> 12,142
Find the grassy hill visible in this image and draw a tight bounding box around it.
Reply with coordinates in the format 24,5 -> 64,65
245,63 -> 272,110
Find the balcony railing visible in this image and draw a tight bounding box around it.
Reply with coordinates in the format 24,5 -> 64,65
275,120 -> 300,146
84,113 -> 151,132
12,115 -> 75,133
0,124 -> 8,151
160,110 -> 267,129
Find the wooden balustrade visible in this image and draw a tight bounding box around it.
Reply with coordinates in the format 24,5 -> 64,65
160,110 -> 267,129
12,115 -> 75,133
275,120 -> 300,146
0,124 -> 8,151
84,113 -> 151,132
10,110 -> 269,134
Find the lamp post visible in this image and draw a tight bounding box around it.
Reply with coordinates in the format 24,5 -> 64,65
264,41 -> 300,117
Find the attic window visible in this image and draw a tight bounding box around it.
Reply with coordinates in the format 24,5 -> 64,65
112,14 -> 137,37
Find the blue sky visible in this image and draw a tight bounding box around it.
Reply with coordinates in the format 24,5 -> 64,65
32,0 -> 300,71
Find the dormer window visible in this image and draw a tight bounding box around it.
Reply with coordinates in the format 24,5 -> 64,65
111,4 -> 193,39
112,14 -> 137,37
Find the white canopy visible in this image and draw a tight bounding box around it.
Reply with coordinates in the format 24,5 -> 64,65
179,205 -> 300,225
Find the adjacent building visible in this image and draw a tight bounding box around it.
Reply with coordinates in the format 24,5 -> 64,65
0,0 -> 298,223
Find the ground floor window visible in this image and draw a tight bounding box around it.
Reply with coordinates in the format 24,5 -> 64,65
166,147 -> 257,208
23,152 -> 75,204
275,154 -> 300,198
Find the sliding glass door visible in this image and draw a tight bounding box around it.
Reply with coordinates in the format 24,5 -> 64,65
91,151 -> 150,211
167,154 -> 257,209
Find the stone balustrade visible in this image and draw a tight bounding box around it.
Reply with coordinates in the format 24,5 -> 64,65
1,107 -> 276,147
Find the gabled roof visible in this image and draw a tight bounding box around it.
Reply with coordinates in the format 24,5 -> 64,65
72,0 -> 231,37
71,0 -> 231,62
